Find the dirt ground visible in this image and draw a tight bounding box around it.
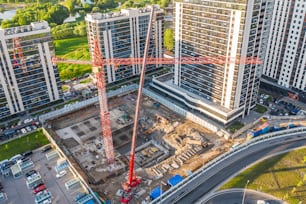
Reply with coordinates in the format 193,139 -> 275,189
48,91 -> 236,203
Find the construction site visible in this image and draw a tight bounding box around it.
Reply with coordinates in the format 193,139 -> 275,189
46,89 -> 236,203
41,15 -> 306,204
41,8 -> 243,203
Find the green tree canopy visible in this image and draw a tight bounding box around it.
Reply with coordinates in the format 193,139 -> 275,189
52,21 -> 87,40
66,0 -> 76,14
1,3 -> 69,28
164,28 -> 174,52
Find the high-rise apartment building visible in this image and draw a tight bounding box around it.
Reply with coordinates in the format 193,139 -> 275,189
263,0 -> 306,92
152,0 -> 273,124
0,21 -> 61,118
85,5 -> 164,84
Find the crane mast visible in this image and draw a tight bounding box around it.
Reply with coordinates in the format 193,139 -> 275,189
93,38 -> 115,166
122,7 -> 155,201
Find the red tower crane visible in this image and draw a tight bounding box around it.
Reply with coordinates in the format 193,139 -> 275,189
53,8 -> 262,201
121,7 -> 155,204
92,38 -> 115,166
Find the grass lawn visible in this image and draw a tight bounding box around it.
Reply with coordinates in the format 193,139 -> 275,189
227,121 -> 244,133
255,104 -> 268,113
221,148 -> 306,203
54,37 -> 90,60
54,37 -> 92,80
0,129 -> 49,160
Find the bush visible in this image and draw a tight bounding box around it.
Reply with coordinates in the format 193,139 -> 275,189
255,104 -> 268,113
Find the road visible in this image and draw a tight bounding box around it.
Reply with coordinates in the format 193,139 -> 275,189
201,189 -> 283,204
175,135 -> 306,204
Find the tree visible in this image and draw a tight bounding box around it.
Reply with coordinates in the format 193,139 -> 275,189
73,21 -> 87,36
91,6 -> 101,13
164,28 -> 174,52
60,68 -> 74,80
160,0 -> 169,7
122,0 -> 134,9
66,0 -> 76,14
2,3 -> 69,28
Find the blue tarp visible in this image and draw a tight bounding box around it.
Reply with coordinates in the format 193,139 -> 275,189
167,174 -> 184,187
84,199 -> 95,204
150,186 -> 162,200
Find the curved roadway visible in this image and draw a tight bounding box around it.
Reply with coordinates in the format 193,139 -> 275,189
175,135 -> 306,204
199,189 -> 283,204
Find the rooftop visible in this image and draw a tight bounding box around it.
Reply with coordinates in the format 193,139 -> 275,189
86,5 -> 162,21
0,21 -> 49,37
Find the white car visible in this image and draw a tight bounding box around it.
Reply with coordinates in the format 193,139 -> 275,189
56,170 -> 67,178
25,126 -> 32,132
21,128 -> 27,134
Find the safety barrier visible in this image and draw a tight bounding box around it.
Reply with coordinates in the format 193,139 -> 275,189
150,126 -> 306,203
39,84 -> 138,123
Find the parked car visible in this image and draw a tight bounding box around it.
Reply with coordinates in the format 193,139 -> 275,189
25,170 -> 37,177
0,159 -> 9,168
41,145 -> 52,153
21,128 -> 27,134
33,184 -> 46,194
10,154 -> 24,163
22,150 -> 33,157
25,126 -> 32,132
21,157 -> 30,163
56,170 -> 67,179
32,182 -> 44,190
24,118 -> 33,124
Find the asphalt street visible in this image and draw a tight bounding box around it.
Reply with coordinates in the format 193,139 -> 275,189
175,136 -> 306,204
201,189 -> 283,204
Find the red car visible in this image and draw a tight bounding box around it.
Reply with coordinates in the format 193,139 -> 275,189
33,184 -> 46,194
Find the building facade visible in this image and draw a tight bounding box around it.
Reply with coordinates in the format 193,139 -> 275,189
85,5 -> 164,84
152,0 -> 273,124
262,0 -> 306,92
0,21 -> 61,118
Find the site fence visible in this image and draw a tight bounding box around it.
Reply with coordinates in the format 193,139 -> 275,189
42,128 -> 103,204
231,115 -> 306,138
39,84 -> 138,123
150,126 -> 306,204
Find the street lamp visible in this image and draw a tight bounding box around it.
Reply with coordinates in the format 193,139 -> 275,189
242,180 -> 250,204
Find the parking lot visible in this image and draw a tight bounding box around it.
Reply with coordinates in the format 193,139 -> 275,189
258,93 -> 305,116
0,120 -> 41,143
0,145 -> 85,204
